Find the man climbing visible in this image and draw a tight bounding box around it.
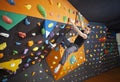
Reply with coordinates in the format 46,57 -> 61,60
50,15 -> 91,74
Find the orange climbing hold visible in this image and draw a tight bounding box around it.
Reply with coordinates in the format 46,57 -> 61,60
0,53 -> 4,59
28,40 -> 34,47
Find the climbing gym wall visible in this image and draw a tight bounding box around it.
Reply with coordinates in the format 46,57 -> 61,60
0,0 -> 89,82
83,23 -> 120,81
1,0 -> 120,82
103,31 -> 120,71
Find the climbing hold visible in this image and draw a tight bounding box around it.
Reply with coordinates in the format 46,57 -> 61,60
95,34 -> 98,38
39,70 -> 42,73
2,15 -> 12,24
41,55 -> 44,59
45,40 -> 49,44
86,49 -> 90,54
44,50 -> 48,53
41,46 -> 44,50
24,73 -> 28,77
48,23 -> 54,28
37,40 -> 43,44
0,59 -> 22,72
13,50 -> 18,55
34,56 -> 38,60
50,39 -> 55,43
24,63 -> 29,68
45,69 -> 49,72
33,47 -> 39,51
37,4 -> 47,17
52,61 -> 56,65
50,66 -> 53,68
60,25 -> 65,29
28,40 -> 34,47
21,55 -> 26,59
36,51 -> 41,56
49,12 -> 54,16
0,42 -> 7,50
98,37 -> 106,42
63,16 -> 68,22
41,28 -> 46,34
63,6 -> 67,10
49,32 -> 54,37
0,33 -> 9,38
24,18 -> 30,25
70,55 -> 77,64
48,0 -> 53,5
38,59 -> 41,62
23,48 -> 29,54
68,9 -> 73,14
31,61 -> 35,64
0,53 -> 4,59
30,53 -> 34,56
25,4 -> 32,10
54,46 -> 59,51
32,33 -> 36,36
8,0 -> 15,5
18,32 -> 26,38
27,58 -> 31,63
15,42 -> 21,46
37,22 -> 41,26
54,56 -> 58,60
80,56 -> 83,59
57,2 -> 61,8
32,72 -> 36,76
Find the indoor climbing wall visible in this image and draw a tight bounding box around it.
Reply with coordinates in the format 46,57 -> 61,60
1,0 -> 119,82
0,0 -> 89,82
102,31 -> 120,71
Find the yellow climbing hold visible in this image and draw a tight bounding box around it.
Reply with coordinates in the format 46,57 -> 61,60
25,4 -> 32,10
0,42 -> 7,50
57,2 -> 61,8
52,61 -> 56,65
48,23 -> 54,28
41,55 -> 44,59
0,59 -> 22,72
33,47 -> 39,51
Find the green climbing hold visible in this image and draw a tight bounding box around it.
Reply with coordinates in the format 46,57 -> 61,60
37,4 -> 47,17
70,55 -> 77,64
63,16 -> 68,22
41,28 -> 45,35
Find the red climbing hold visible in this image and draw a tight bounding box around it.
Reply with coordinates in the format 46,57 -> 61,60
2,15 -> 12,24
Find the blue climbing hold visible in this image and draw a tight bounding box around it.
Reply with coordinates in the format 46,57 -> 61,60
8,0 -> 15,5
24,18 -> 30,25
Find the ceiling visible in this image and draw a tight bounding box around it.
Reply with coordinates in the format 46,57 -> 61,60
68,0 -> 120,33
